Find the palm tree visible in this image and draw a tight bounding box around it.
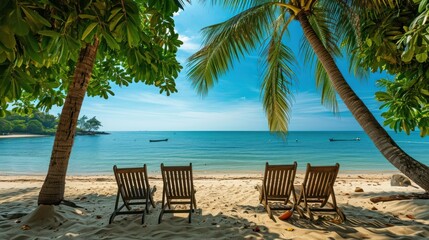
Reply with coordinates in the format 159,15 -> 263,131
38,40 -> 99,204
187,0 -> 429,191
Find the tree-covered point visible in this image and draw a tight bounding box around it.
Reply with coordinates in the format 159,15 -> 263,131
0,111 -> 104,135
0,111 -> 57,134
77,115 -> 105,135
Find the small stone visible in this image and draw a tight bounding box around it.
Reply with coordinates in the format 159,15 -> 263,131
21,225 -> 31,230
355,187 -> 364,192
391,174 -> 411,187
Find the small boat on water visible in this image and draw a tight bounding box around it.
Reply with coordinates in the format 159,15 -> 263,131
149,138 -> 168,142
329,137 -> 360,142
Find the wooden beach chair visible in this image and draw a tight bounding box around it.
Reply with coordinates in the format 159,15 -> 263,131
109,164 -> 156,224
158,163 -> 197,223
256,162 -> 297,219
295,163 -> 346,222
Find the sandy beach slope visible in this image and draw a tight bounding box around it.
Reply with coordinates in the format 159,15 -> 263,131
0,134 -> 48,139
0,173 -> 428,239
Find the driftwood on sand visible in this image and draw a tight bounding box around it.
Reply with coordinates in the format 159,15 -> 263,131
370,193 -> 429,203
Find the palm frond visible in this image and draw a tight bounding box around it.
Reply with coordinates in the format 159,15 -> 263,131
315,61 -> 339,114
310,7 -> 342,57
187,3 -> 275,95
297,4 -> 340,114
260,19 -> 296,134
201,0 -> 272,12
324,0 -> 371,79
173,0 -> 190,10
348,0 -> 409,12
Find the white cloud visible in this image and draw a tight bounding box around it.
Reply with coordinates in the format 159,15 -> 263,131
178,35 -> 200,53
114,92 -> 188,109
80,96 -> 267,131
173,10 -> 182,17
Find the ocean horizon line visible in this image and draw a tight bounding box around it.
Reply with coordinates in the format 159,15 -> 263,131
1,131 -> 427,175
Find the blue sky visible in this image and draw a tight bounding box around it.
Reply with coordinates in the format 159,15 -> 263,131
56,2 -> 391,131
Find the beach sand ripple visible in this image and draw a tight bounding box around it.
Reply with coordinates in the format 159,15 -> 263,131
0,174 -> 428,239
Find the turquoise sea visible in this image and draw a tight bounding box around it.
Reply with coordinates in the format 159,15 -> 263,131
0,131 -> 428,175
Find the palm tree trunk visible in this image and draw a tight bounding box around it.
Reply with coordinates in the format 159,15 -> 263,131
38,39 -> 99,205
296,11 -> 429,192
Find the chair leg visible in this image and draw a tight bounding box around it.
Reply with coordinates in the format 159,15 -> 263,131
109,192 -> 121,224
145,189 -> 150,214
336,208 -> 346,222
331,190 -> 345,222
141,211 -> 146,224
109,212 -> 116,224
303,195 -> 313,221
307,207 -> 314,221
158,205 -> 165,224
264,201 -> 273,220
295,193 -> 305,218
158,192 -> 166,224
188,202 -> 192,223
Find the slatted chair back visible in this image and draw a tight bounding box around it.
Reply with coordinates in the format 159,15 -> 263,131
302,163 -> 339,200
161,163 -> 194,199
263,162 -> 297,200
114,165 -> 151,201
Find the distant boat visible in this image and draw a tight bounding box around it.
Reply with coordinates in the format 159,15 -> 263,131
149,138 -> 168,142
329,137 -> 360,142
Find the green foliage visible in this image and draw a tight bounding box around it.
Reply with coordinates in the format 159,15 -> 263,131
78,115 -> 89,130
2,111 -> 57,134
86,117 -> 102,131
27,119 -> 44,134
0,0 -> 183,114
0,119 -> 12,133
77,115 -> 102,132
357,0 -> 429,136
13,124 -> 26,133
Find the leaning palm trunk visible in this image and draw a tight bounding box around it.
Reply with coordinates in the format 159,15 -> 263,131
296,11 -> 429,192
38,39 -> 100,205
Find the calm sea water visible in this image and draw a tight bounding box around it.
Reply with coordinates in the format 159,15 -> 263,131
0,131 -> 428,175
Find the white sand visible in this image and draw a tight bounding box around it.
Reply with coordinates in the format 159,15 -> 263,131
0,134 -> 48,139
0,173 -> 428,239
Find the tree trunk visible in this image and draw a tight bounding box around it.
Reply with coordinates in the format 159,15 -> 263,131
38,39 -> 99,205
296,12 -> 429,192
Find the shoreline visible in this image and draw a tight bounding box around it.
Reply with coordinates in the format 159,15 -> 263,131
0,172 -> 404,185
0,133 -> 49,139
0,169 -> 403,178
